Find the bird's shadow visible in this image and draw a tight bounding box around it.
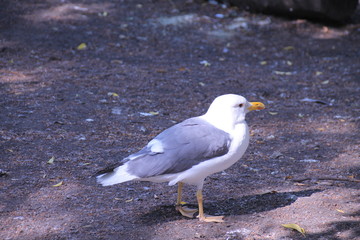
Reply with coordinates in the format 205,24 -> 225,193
137,189 -> 322,224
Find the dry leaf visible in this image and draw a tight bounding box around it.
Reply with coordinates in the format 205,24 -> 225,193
77,43 -> 87,50
53,181 -> 63,187
283,46 -> 294,51
199,60 -> 211,67
336,209 -> 345,213
294,183 -> 306,186
321,80 -> 329,84
281,223 -> 306,236
111,59 -> 123,64
156,69 -> 167,73
107,92 -> 119,97
125,198 -> 133,203
178,67 -> 189,71
140,111 -> 159,116
47,156 -> 55,164
148,111 -> 159,116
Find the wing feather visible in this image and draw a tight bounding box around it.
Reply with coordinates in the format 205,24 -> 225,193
126,117 -> 231,178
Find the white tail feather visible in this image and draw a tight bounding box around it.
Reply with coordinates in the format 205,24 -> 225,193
96,164 -> 137,186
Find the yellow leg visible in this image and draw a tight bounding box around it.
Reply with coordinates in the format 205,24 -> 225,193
176,182 -> 184,205
175,182 -> 198,218
196,189 -> 224,223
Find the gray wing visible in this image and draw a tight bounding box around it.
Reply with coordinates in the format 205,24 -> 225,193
125,117 -> 231,178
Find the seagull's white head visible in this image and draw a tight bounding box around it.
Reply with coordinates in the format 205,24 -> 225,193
202,94 -> 265,132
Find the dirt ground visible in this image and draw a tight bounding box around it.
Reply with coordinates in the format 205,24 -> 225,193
1,0 -> 360,239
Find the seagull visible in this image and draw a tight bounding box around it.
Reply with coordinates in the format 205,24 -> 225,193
97,94 -> 265,222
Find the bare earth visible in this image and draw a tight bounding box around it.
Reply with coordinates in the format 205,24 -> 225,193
1,1 -> 360,239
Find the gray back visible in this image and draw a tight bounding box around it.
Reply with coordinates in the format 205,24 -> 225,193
126,118 -> 231,178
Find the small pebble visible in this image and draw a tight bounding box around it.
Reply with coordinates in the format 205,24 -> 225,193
299,159 -> 320,163
215,13 -> 225,19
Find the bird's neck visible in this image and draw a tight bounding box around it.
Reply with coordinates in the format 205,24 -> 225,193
200,114 -> 246,134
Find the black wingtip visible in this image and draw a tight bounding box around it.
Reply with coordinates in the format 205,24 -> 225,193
95,162 -> 123,176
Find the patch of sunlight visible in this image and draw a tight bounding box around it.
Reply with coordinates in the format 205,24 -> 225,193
207,17 -> 249,40
207,29 -> 235,39
156,14 -> 199,26
0,69 -> 43,95
207,16 -> 270,40
24,3 -> 112,22
297,26 -> 350,39
1,182 -> 83,240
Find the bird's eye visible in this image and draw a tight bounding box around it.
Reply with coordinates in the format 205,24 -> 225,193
238,103 -> 244,108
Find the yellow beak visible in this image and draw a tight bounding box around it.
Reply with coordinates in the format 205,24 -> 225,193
248,102 -> 265,111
